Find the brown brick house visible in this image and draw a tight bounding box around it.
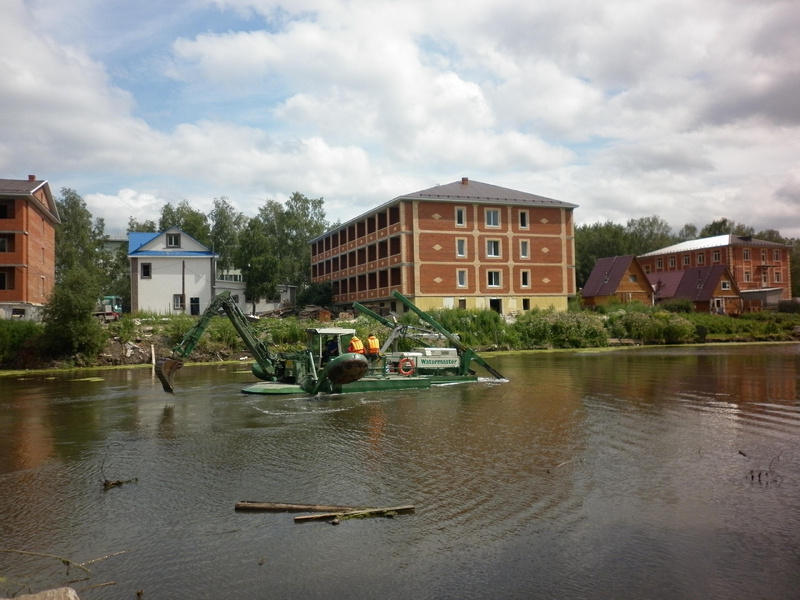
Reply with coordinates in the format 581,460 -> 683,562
0,176 -> 60,320
637,234 -> 792,309
309,178 -> 577,316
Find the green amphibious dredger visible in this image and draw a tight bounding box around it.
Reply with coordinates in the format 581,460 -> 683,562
155,290 -> 505,396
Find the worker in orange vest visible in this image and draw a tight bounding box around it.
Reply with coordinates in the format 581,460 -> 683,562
366,334 -> 381,360
348,336 -> 365,354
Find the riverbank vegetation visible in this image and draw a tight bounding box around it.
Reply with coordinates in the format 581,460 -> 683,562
3,300 -> 799,370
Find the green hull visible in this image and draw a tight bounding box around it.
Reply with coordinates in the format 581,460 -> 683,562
241,373 -> 479,395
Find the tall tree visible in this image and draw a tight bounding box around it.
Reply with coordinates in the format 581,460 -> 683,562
128,216 -> 157,232
699,218 -> 754,238
676,223 -> 698,241
210,196 -> 246,274
159,200 -> 211,246
235,216 -> 283,312
574,221 -> 629,289
44,188 -> 107,357
624,215 -> 677,255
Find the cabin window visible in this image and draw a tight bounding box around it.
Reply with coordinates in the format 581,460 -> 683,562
455,207 -> 466,227
141,263 -> 152,279
487,270 -> 501,287
166,233 -> 181,248
485,209 -> 500,228
629,274 -> 637,282
721,281 -> 731,290
520,240 -> 529,259
457,269 -> 467,288
487,239 -> 501,258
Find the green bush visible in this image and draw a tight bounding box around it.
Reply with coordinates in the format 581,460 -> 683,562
0,319 -> 44,364
659,298 -> 695,313
512,310 -> 608,349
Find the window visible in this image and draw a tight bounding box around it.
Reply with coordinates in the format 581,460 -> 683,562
713,250 -> 721,263
166,233 -> 181,248
12,308 -> 25,318
643,265 -> 650,274
487,270 -> 501,287
520,240 -> 529,259
0,271 -> 6,290
455,207 -> 466,227
485,209 -> 500,227
743,249 -> 750,260
761,250 -> 767,262
629,274 -> 637,283
0,234 -> 14,253
173,294 -> 186,310
697,253 -> 705,265
141,263 -> 152,278
519,210 -> 529,229
721,281 -> 731,290
669,257 -> 676,268
683,255 -> 691,266
656,258 -> 663,269
456,238 -> 467,258
522,298 -> 530,310
521,270 -> 530,288
744,271 -> 751,282
0,200 -> 13,219
774,250 -> 781,262
762,271 -> 768,284
775,271 -> 782,283
458,298 -> 466,309
457,269 -> 467,288
487,240 -> 501,257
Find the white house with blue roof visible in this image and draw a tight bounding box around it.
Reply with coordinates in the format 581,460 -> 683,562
128,226 -> 219,315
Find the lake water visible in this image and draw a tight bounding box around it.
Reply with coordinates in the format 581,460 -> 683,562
1,344 -> 799,600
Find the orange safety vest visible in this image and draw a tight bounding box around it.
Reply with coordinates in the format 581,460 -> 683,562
367,336 -> 380,355
348,337 -> 365,354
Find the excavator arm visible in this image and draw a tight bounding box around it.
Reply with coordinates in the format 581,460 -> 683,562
155,291 -> 277,393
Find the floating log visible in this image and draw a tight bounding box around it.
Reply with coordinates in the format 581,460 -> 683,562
294,505 -> 416,522
235,501 -> 371,513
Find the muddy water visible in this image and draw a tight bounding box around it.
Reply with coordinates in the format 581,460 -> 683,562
1,344 -> 799,599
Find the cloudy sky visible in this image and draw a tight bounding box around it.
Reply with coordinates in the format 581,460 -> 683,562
2,0 -> 799,238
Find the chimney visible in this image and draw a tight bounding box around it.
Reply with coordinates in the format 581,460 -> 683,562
461,177 -> 469,185
28,174 -> 36,182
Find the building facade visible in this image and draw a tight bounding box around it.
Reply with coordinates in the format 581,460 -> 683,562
581,255 -> 653,307
637,234 -> 792,307
310,178 -> 577,316
0,176 -> 60,320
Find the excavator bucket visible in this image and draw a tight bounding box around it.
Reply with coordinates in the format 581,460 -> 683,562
155,358 -> 184,394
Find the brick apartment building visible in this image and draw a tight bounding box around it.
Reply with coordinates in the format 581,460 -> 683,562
637,234 -> 793,308
309,178 -> 577,316
0,176 -> 60,320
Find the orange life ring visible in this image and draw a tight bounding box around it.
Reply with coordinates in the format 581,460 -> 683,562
398,358 -> 415,376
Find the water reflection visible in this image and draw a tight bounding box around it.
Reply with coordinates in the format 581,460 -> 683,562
1,344 -> 799,600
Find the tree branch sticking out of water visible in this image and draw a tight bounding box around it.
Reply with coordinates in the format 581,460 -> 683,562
100,442 -> 139,491
740,450 -> 784,487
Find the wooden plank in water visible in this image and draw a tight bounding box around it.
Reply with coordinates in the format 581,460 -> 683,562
235,501 -> 371,513
294,505 -> 416,522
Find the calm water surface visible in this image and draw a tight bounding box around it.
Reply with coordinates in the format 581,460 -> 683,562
1,344 -> 799,599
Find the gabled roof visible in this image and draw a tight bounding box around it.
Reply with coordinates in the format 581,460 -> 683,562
0,177 -> 60,224
397,178 -> 578,209
647,265 -> 735,302
311,177 -> 577,242
582,255 -> 638,297
639,234 -> 789,257
128,226 -> 216,258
